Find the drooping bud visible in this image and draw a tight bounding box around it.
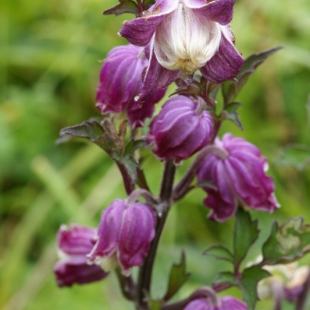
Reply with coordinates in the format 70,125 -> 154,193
148,96 -> 213,163
54,225 -> 108,287
87,199 -> 156,275
197,133 -> 280,222
96,44 -> 165,128
184,296 -> 247,310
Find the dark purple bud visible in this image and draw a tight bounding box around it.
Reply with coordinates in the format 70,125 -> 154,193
96,44 -> 165,128
54,225 -> 108,287
87,199 -> 156,275
184,296 -> 247,310
197,133 -> 280,222
148,96 -> 213,163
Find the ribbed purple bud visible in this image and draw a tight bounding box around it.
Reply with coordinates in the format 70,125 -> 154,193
96,44 -> 165,128
54,225 -> 108,287
197,133 -> 280,222
87,199 -> 156,275
148,96 -> 213,162
184,296 -> 247,310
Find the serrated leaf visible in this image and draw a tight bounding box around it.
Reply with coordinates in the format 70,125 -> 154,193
104,0 -> 139,16
276,144 -> 310,170
239,266 -> 270,310
221,102 -> 243,130
222,47 -> 283,104
213,271 -> 236,287
60,120 -> 104,141
204,245 -> 234,263
234,208 -> 260,265
262,217 -> 310,265
163,252 -> 191,301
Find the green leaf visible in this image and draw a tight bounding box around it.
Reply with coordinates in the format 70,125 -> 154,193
234,208 -> 260,265
262,217 -> 310,265
220,102 -> 243,130
222,47 -> 283,104
163,252 -> 191,301
124,139 -> 147,156
239,266 -> 270,310
276,144 -> 310,170
213,271 -> 236,287
204,245 -> 234,263
148,299 -> 163,310
104,0 -> 139,16
113,153 -> 139,185
60,119 -> 104,142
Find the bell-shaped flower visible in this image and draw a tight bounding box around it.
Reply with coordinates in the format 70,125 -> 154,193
54,225 -> 108,287
184,296 -> 247,310
148,96 -> 213,162
119,0 -> 243,102
197,133 -> 280,222
96,44 -> 166,128
87,199 -> 156,275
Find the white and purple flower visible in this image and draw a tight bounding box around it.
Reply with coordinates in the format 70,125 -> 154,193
119,0 -> 243,102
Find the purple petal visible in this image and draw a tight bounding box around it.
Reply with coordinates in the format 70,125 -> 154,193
183,298 -> 212,310
137,44 -> 178,103
220,296 -> 247,310
119,0 -> 178,46
54,257 -> 108,287
58,225 -> 97,256
200,26 -> 243,83
186,0 -> 236,25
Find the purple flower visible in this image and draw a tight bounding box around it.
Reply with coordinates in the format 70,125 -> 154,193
96,44 -> 165,128
184,296 -> 247,310
119,0 -> 243,102
87,199 -> 156,275
54,225 -> 108,287
148,96 -> 213,162
197,133 -> 280,222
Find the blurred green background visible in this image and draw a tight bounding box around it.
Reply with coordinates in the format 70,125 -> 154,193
0,0 -> 310,309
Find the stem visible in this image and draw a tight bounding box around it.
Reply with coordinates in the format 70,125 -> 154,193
116,161 -> 135,195
173,145 -> 228,201
296,268 -> 310,310
115,268 -> 136,301
136,160 -> 176,309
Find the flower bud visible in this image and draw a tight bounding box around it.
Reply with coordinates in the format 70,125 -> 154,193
184,296 -> 247,310
197,133 -> 280,222
87,199 -> 156,275
96,44 -> 165,128
54,225 -> 108,287
148,96 -> 213,162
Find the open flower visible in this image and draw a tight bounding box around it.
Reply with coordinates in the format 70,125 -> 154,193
197,133 -> 280,222
54,225 -> 108,287
148,95 -> 213,162
119,0 -> 243,101
96,44 -> 166,127
87,199 -> 156,275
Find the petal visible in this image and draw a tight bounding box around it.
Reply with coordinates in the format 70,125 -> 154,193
119,0 -> 178,46
200,26 -> 243,83
185,0 -> 236,25
221,296 -> 247,310
137,41 -> 178,103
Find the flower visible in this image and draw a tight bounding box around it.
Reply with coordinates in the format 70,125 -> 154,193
148,95 -> 213,162
119,0 -> 243,101
96,44 -> 166,128
54,225 -> 108,287
184,296 -> 247,310
87,199 -> 156,275
197,133 -> 280,222
258,263 -> 309,303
